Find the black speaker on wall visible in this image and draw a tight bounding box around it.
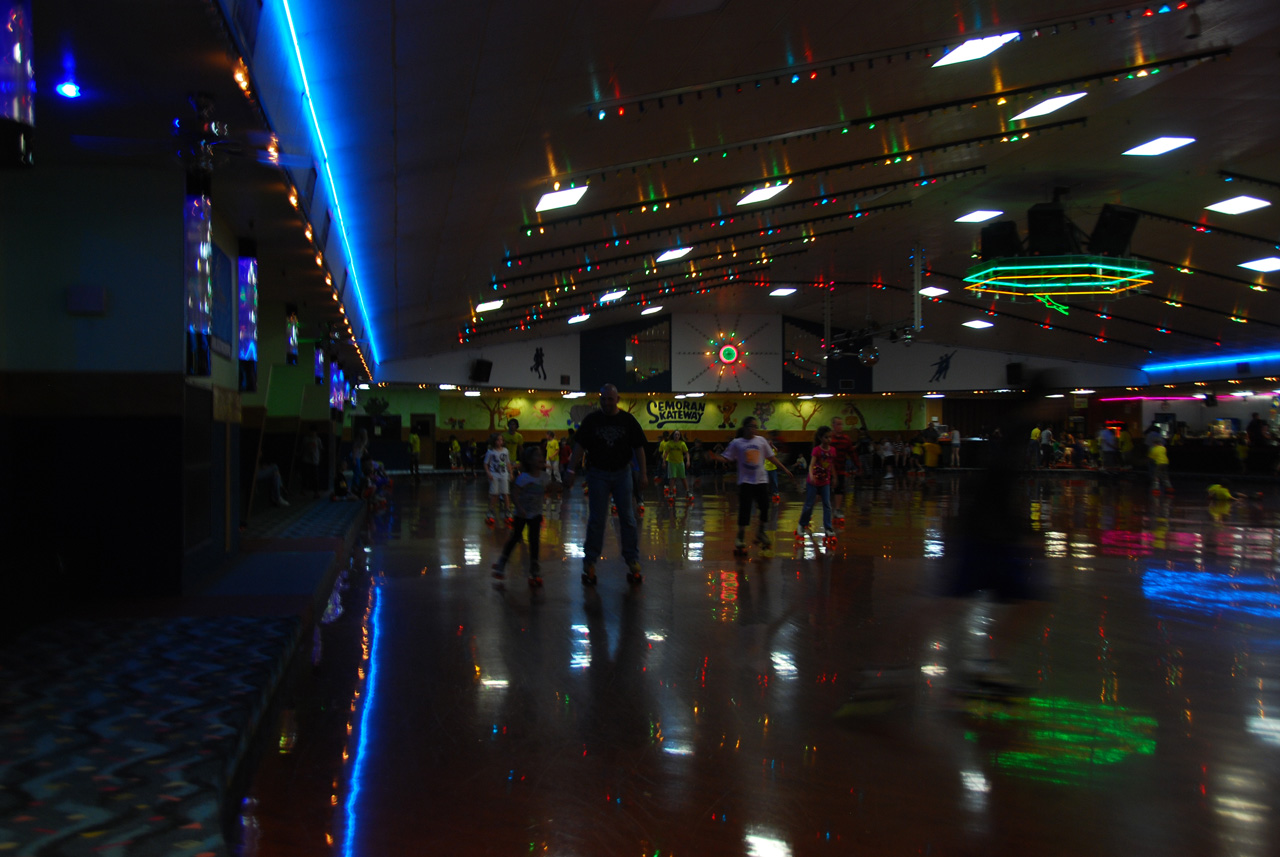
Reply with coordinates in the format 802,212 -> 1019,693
1088,204 -> 1140,256
981,221 -> 1022,259
469,358 -> 493,383
1006,362 -> 1024,386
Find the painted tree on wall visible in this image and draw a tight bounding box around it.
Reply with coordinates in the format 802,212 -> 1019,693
784,400 -> 823,429
904,401 -> 916,431
475,396 -> 520,430
841,401 -> 870,431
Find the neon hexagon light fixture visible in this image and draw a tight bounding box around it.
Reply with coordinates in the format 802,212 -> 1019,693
963,255 -> 1154,299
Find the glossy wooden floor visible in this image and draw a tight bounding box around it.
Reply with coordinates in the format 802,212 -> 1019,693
239,473 -> 1280,856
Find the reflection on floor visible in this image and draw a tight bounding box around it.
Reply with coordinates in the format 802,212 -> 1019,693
241,475 -> 1280,857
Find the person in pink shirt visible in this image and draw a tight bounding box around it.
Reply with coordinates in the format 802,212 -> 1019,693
796,425 -> 836,536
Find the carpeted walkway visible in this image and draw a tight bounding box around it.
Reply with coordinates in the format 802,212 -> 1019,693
0,497 -> 368,856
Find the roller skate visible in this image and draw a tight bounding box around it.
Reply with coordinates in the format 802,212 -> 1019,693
733,535 -> 749,557
485,515 -> 496,528
625,560 -> 644,586
505,516 -> 514,527
611,504 -> 618,516
754,530 -> 773,556
527,564 -> 543,589
637,502 -> 645,516
491,559 -> 506,580
833,513 -> 846,528
771,493 -> 781,505
794,523 -> 810,540
685,494 -> 694,505
822,528 -> 837,547
581,562 -> 597,586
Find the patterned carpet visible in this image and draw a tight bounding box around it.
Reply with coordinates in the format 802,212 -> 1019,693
0,615 -> 300,856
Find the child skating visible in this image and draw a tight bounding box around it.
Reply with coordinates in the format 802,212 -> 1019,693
796,425 -> 837,545
492,448 -> 559,588
718,416 -> 791,556
482,434 -> 514,526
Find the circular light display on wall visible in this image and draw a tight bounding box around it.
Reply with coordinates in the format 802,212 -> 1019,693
718,344 -> 739,364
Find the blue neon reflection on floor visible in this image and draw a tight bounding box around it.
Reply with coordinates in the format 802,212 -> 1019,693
1143,568 -> 1280,622
343,583 -> 383,857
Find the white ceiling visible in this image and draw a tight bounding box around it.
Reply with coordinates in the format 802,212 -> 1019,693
29,0 -> 1280,380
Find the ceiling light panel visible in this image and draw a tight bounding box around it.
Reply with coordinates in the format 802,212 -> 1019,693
475,299 -> 503,312
641,306 -> 664,315
954,210 -> 1003,223
535,186 -> 588,212
1010,92 -> 1087,121
1239,257 -> 1280,272
738,184 -> 790,206
963,319 -> 994,329
932,33 -> 1019,67
656,247 -> 693,263
770,288 -> 797,296
1122,136 -> 1195,156
919,287 -> 949,297
1205,196 -> 1271,215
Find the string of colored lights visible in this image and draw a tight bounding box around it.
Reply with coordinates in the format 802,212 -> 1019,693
1220,170 -> 1280,193
517,169 -> 982,255
1133,254 -> 1273,294
585,2 -> 1202,116
501,201 -> 908,284
523,120 -> 1081,234
556,48 -> 1225,186
1126,207 -> 1280,249
489,215 -> 866,294
460,270 -> 777,343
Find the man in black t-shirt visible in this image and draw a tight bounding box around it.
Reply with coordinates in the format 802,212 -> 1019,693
565,384 -> 648,585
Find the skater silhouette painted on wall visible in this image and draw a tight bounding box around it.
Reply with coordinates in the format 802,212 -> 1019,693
928,351 -> 956,383
530,347 -> 547,380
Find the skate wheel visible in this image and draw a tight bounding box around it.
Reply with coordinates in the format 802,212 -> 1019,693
581,572 -> 597,586
528,576 -> 543,589
626,572 -> 644,586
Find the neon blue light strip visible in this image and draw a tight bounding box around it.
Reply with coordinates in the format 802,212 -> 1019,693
342,584 -> 382,857
1142,351 -> 1280,372
280,0 -> 381,367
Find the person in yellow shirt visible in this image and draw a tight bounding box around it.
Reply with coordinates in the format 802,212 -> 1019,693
663,430 -> 692,502
407,426 -> 422,483
545,432 -> 561,483
1147,436 -> 1172,494
1208,482 -> 1243,522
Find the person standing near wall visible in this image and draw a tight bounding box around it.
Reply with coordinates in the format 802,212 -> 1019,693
828,416 -> 855,525
407,424 -> 421,484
